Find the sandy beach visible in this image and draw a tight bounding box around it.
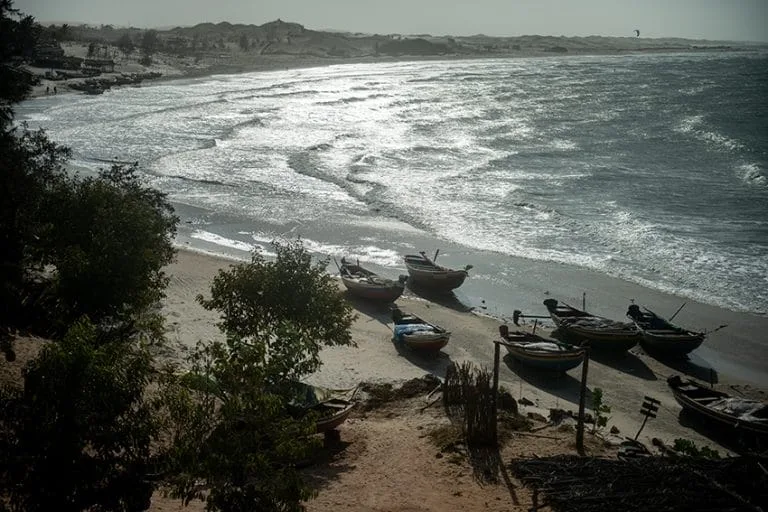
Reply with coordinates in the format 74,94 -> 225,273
146,247 -> 767,510
14,26 -> 766,508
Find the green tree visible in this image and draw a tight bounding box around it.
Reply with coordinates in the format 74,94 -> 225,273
238,33 -> 249,51
117,33 -> 134,55
40,164 -> 178,332
590,388 -> 612,433
0,319 -> 158,511
141,29 -> 158,56
162,240 -> 357,511
198,239 -> 355,381
0,0 -> 39,122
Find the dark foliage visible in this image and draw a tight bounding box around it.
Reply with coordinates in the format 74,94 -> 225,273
0,320 -> 158,512
198,239 -> 355,382
40,164 -> 178,332
160,240 -> 357,511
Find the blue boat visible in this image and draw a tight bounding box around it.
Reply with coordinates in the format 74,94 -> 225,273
499,324 -> 585,373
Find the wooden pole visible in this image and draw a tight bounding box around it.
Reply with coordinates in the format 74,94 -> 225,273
634,414 -> 650,441
576,344 -> 590,455
492,340 -> 501,443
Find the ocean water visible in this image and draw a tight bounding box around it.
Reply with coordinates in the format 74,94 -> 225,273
17,50 -> 768,318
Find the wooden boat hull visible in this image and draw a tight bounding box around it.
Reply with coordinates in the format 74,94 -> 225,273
401,333 -> 451,352
626,305 -> 705,357
405,267 -> 468,291
403,253 -> 470,292
339,259 -> 406,302
315,400 -> 356,433
640,332 -> 705,357
392,307 -> 451,352
667,376 -> 768,438
544,299 -> 640,352
501,331 -> 584,372
341,275 -> 405,302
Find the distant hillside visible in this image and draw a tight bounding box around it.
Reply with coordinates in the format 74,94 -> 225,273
54,19 -> 756,61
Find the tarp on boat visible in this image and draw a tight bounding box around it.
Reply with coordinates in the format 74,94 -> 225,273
287,381 -> 359,409
708,397 -> 768,424
515,341 -> 572,352
393,323 -> 436,342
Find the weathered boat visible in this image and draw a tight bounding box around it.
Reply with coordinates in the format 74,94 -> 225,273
626,304 -> 706,357
288,381 -> 359,433
543,298 -> 640,352
667,375 -> 768,438
403,250 -> 472,292
338,257 -> 406,303
179,372 -> 358,433
499,324 -> 584,373
392,307 -> 451,352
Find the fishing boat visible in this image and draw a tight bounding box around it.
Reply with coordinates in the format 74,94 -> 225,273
180,372 -> 358,433
499,324 -> 584,373
338,257 -> 407,303
288,381 -> 359,433
667,375 -> 768,438
543,298 -> 640,352
403,250 -> 472,292
391,307 -> 451,352
626,304 -> 707,357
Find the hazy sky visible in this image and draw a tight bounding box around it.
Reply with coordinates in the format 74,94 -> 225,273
15,0 -> 768,42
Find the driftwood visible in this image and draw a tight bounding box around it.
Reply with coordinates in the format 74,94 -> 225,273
511,455 -> 768,512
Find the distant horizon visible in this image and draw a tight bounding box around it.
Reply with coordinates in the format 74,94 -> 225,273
16,0 -> 768,43
29,18 -> 768,46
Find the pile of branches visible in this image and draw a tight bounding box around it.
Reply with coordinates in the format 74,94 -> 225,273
443,362 -> 496,446
511,455 -> 767,512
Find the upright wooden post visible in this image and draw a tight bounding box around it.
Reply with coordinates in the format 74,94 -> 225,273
492,340 -> 501,442
575,344 -> 590,455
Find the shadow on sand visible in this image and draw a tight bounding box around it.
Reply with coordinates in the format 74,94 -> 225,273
467,445 -> 521,506
392,338 -> 454,378
645,350 -> 719,384
588,350 -> 658,381
301,438 -> 356,490
404,280 -> 474,313
341,290 -> 396,328
503,354 -> 588,407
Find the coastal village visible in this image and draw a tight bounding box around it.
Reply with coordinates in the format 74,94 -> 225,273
3,9 -> 767,512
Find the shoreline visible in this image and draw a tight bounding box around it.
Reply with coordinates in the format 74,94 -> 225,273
164,247 -> 767,453
26,42 -> 765,100
174,226 -> 768,388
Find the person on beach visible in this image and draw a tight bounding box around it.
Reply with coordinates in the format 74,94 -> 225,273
45,85 -> 49,94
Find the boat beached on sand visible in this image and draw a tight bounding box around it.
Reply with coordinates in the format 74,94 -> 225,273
391,307 -> 451,352
626,304 -> 709,357
287,381 -> 359,433
498,324 -> 584,373
179,372 -> 359,433
338,257 -> 407,303
543,298 -> 640,353
403,250 -> 472,292
667,375 -> 768,440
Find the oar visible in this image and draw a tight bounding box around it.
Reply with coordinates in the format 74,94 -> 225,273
512,310 -> 550,326
669,302 -> 687,321
704,324 -> 728,335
